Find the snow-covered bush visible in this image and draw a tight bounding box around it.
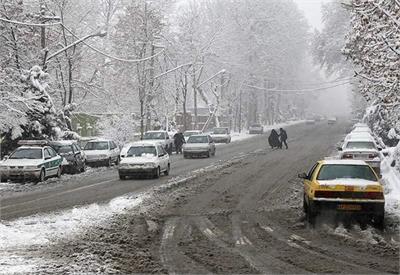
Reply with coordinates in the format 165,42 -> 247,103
97,115 -> 139,146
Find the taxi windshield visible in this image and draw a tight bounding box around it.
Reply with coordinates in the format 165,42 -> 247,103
127,146 -> 156,157
84,141 -> 109,150
188,136 -> 208,143
143,132 -> 166,140
317,164 -> 377,181
10,148 -> 42,159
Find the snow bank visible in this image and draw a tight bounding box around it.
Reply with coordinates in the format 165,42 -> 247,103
381,147 -> 400,219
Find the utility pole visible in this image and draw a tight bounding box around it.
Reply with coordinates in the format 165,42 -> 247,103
40,2 -> 46,49
193,65 -> 197,130
238,89 -> 242,133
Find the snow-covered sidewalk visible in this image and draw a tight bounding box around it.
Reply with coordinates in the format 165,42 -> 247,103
381,147 -> 400,220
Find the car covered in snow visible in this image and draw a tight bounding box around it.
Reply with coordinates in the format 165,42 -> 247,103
299,160 -> 385,227
249,123 -> 264,134
210,127 -> 231,143
183,134 -> 216,158
183,130 -> 203,142
344,131 -> 374,142
143,131 -> 173,154
327,117 -> 337,124
118,141 -> 170,179
338,137 -> 382,175
0,140 -> 62,182
83,139 -> 120,167
50,140 -> 86,174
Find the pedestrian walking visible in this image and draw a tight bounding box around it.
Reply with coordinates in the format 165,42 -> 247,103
173,131 -> 185,154
279,128 -> 288,149
268,129 -> 280,149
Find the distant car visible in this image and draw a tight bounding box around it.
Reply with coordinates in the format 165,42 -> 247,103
183,135 -> 216,158
327,117 -> 337,124
299,160 -> 385,227
143,131 -> 173,154
183,130 -> 203,142
352,126 -> 372,134
118,141 -> 170,179
0,140 -> 62,182
210,127 -> 231,143
50,141 -> 86,174
306,119 -> 316,125
249,124 -> 263,134
83,139 -> 120,167
339,137 -> 382,175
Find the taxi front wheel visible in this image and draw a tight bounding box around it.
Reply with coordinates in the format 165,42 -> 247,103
38,169 -> 46,182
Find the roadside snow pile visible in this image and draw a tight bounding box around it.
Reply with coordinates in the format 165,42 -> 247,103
381,144 -> 400,219
0,194 -> 147,273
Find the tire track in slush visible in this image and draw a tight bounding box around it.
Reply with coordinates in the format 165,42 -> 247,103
195,216 -> 306,274
159,217 -> 209,274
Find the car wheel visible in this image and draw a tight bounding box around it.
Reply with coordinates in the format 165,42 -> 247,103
56,166 -> 62,178
306,201 -> 316,226
206,150 -> 210,158
154,167 -> 160,179
38,169 -> 46,183
119,174 -> 126,180
164,164 -> 170,176
372,214 -> 384,230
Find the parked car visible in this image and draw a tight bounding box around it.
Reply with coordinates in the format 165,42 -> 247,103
306,119 -> 316,125
249,124 -> 263,134
0,140 -> 62,182
143,131 -> 174,154
344,132 -> 374,142
210,127 -> 231,143
299,159 -> 385,228
83,139 -> 120,167
327,117 -> 337,124
183,135 -> 216,158
118,141 -> 170,179
183,130 -> 203,142
50,140 -> 86,174
339,137 -> 382,175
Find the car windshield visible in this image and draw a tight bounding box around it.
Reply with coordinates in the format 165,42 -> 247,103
52,145 -> 73,154
188,136 -> 208,143
9,148 -> 42,159
127,146 -> 157,157
84,141 -> 109,150
143,132 -> 166,140
345,141 -> 375,150
317,164 -> 377,181
213,128 -> 228,134
184,131 -> 199,137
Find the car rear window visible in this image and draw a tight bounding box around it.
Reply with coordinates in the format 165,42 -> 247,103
187,136 -> 208,143
213,128 -> 228,134
127,146 -> 156,157
345,141 -> 375,150
84,141 -> 109,150
317,164 -> 377,181
143,132 -> 166,140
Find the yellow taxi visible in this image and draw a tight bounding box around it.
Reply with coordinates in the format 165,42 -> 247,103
298,160 -> 385,227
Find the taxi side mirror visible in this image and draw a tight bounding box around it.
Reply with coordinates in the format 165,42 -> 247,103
298,172 -> 308,180
337,147 -> 343,151
3,155 -> 9,160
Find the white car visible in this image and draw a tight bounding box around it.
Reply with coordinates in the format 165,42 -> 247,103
118,141 -> 170,179
0,140 -> 62,182
210,127 -> 231,143
183,135 -> 216,158
344,132 -> 374,142
83,139 -> 120,167
339,137 -> 382,175
183,130 -> 203,142
249,124 -> 264,134
143,131 -> 174,154
328,117 -> 337,124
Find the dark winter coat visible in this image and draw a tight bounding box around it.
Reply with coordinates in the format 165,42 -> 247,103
279,129 -> 287,141
174,133 -> 185,146
268,130 -> 280,148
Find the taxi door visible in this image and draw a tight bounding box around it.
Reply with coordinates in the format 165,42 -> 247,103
304,163 -> 319,201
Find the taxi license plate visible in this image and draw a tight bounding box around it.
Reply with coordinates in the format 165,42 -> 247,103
337,204 -> 362,211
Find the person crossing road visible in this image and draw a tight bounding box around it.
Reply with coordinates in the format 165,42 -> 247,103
279,128 -> 288,149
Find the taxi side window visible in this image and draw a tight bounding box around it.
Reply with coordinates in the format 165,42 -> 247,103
48,147 -> 57,157
307,163 -> 319,180
44,149 -> 51,159
157,146 -> 164,156
110,142 -> 117,150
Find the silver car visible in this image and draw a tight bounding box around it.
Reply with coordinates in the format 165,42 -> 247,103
210,127 -> 231,143
183,135 -> 216,158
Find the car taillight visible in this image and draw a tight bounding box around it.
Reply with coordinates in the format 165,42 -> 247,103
369,153 -> 378,159
342,154 -> 353,159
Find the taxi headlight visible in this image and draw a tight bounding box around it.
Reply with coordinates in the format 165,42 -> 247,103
144,162 -> 156,168
24,165 -> 40,170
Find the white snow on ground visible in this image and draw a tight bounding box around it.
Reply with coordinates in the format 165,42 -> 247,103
230,120 -> 306,143
381,147 -> 400,219
0,194 -> 148,273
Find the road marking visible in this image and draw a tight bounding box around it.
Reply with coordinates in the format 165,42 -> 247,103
0,179 -> 115,211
